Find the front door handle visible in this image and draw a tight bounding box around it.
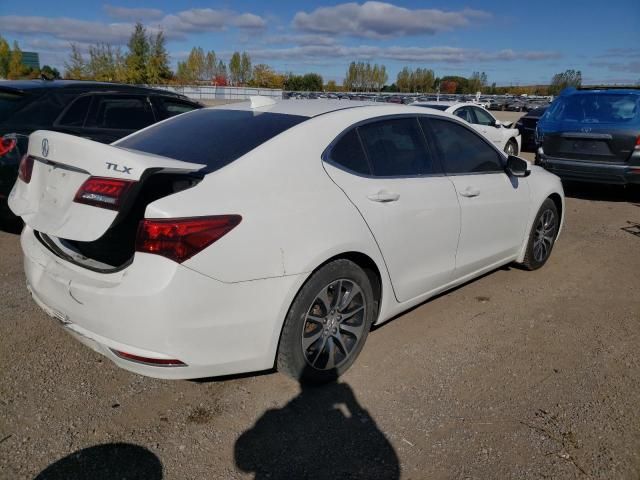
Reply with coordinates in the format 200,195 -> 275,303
459,186 -> 481,198
367,190 -> 400,203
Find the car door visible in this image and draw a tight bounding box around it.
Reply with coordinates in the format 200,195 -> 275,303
421,117 -> 530,279
470,106 -> 506,149
323,116 -> 461,303
81,94 -> 157,143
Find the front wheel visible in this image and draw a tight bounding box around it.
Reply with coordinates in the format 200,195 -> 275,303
277,259 -> 376,384
521,198 -> 559,270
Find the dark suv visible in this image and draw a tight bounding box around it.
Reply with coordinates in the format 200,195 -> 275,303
536,87 -> 640,185
0,80 -> 202,220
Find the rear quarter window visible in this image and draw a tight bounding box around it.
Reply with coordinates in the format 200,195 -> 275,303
116,109 -> 307,172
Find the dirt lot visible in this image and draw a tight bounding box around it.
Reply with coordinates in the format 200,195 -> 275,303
1,111 -> 640,479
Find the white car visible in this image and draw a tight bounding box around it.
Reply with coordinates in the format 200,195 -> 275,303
9,99 -> 564,383
413,101 -> 521,155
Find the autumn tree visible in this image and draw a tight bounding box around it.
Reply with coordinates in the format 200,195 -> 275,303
0,36 -> 10,78
147,31 -> 171,84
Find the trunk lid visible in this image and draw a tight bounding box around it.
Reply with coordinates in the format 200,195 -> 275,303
8,130 -> 204,241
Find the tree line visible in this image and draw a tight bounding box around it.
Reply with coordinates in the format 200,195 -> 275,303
0,35 -> 60,80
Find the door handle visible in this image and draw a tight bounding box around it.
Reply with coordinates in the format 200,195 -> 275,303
459,186 -> 480,198
367,190 -> 400,203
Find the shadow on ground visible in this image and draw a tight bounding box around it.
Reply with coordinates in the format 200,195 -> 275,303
235,368 -> 400,480
563,181 -> 640,203
34,443 -> 162,480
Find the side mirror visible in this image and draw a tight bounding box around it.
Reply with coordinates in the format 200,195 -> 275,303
506,155 -> 531,177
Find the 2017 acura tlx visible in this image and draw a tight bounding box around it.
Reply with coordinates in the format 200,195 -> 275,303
9,99 -> 564,383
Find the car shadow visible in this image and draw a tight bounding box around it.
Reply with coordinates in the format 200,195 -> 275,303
563,181 -> 640,203
234,366 -> 400,480
0,215 -> 22,234
33,443 -> 162,480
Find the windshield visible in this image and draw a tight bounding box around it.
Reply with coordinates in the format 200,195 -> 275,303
0,89 -> 27,124
545,93 -> 639,124
117,109 -> 308,172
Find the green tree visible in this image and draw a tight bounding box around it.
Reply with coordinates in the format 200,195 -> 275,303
229,51 -> 241,86
549,69 -> 582,95
64,43 -> 87,79
468,71 -> 488,93
147,31 -> 171,84
204,51 -> 217,82
250,63 -> 284,88
240,52 -> 252,85
41,65 -> 61,79
125,22 -> 150,84
7,41 -> 24,79
0,36 -> 10,78
87,43 -> 117,81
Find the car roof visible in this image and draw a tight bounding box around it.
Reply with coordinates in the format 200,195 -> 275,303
212,99 -> 381,118
0,79 -> 188,98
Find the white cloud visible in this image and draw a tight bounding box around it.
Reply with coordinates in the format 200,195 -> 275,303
293,1 -> 490,39
103,5 -> 164,21
232,13 -> 267,29
240,44 -> 561,64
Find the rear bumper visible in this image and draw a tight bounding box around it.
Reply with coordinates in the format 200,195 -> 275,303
21,226 -> 304,379
537,151 -> 640,185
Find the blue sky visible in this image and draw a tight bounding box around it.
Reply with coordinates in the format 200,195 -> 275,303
1,0 -> 639,85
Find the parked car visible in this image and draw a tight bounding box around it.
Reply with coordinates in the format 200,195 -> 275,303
9,100 -> 564,383
0,80 -> 202,221
516,106 -> 548,151
536,87 -> 640,185
413,101 -> 521,155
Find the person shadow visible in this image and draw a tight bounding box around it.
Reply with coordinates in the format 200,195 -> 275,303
33,442 -> 162,480
234,367 -> 400,480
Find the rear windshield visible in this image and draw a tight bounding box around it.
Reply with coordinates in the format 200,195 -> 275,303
546,93 -> 639,124
117,109 -> 307,171
0,89 -> 27,123
415,104 -> 449,111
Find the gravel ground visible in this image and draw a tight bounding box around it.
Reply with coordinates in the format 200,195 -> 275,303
1,112 -> 639,480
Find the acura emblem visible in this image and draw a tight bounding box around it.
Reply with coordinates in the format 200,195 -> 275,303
41,138 -> 49,157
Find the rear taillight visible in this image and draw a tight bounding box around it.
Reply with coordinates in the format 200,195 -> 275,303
74,177 -> 135,210
18,155 -> 34,183
635,135 -> 640,150
136,215 -> 242,263
0,136 -> 17,157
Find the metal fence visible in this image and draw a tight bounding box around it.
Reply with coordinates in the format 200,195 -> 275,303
148,85 -> 283,101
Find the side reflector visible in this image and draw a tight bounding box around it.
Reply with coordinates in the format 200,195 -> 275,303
136,215 -> 242,263
111,349 -> 186,367
74,177 -> 135,210
18,155 -> 34,184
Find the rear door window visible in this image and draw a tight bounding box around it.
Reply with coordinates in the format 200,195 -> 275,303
56,95 -> 92,127
422,118 -> 503,174
328,129 -> 371,175
357,117 -> 435,176
453,107 -> 473,123
86,95 -> 155,130
472,107 -> 495,126
116,108 -> 307,172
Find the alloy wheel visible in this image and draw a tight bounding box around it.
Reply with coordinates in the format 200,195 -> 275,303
533,209 -> 556,262
301,279 -> 367,370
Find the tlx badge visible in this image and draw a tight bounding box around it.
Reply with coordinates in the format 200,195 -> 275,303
106,162 -> 132,174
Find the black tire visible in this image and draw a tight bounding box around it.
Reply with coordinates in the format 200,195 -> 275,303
521,198 -> 559,270
504,139 -> 518,156
277,259 -> 376,384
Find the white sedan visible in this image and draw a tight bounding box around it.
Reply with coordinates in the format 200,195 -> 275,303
413,101 -> 522,155
9,99 -> 564,383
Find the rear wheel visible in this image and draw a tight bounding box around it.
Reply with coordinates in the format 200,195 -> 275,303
504,139 -> 518,156
277,259 -> 376,384
521,198 -> 559,270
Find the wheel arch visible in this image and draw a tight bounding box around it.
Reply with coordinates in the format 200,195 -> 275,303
271,250 -> 385,369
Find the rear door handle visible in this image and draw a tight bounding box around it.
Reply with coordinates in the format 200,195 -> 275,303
459,186 -> 480,198
367,190 -> 400,203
